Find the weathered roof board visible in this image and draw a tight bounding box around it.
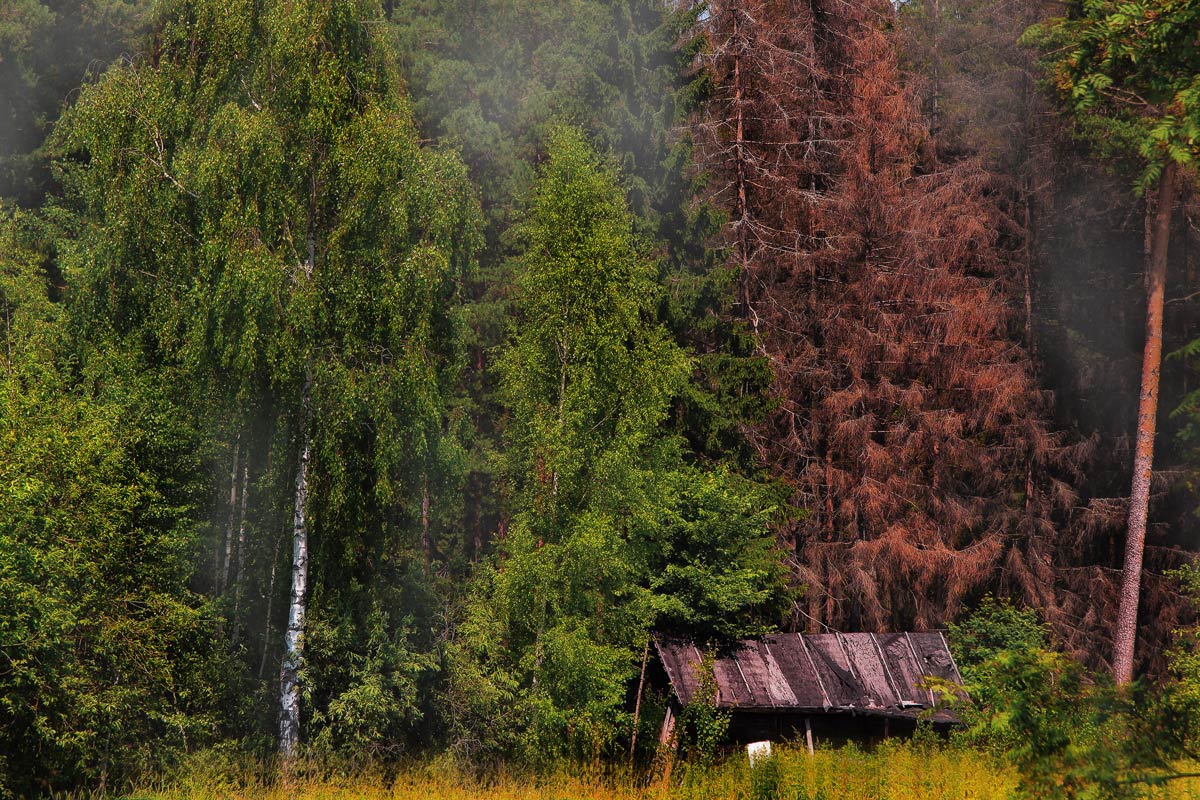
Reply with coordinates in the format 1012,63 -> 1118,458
654,632 -> 963,721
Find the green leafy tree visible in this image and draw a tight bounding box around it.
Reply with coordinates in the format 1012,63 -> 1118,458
1027,0 -> 1200,683
447,127 -> 785,765
0,207 -> 227,796
387,0 -> 775,571
53,0 -> 480,757
964,566 -> 1200,798
949,596 -> 1051,687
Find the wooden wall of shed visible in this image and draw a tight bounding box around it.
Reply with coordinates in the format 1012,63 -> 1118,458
725,712 -> 952,749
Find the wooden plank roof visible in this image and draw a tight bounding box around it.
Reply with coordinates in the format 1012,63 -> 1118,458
654,632 -> 964,722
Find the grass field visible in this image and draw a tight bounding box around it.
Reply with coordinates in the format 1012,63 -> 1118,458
128,741 -> 1017,800
121,740 -> 1200,799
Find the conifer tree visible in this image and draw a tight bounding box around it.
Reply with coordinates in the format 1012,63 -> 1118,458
0,0 -> 155,204
699,0 -> 1079,631
1028,0 -> 1200,683
388,0 -> 775,568
447,127 -> 785,763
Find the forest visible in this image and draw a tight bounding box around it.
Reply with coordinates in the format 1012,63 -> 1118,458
1,0 -> 1199,798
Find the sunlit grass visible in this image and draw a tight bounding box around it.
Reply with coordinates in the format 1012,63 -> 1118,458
118,741 -> 1200,799
124,740 -> 1023,800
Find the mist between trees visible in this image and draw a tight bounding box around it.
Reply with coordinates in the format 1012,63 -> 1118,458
0,0 -> 1198,797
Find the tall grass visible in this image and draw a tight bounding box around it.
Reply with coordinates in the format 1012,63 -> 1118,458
120,742 -> 1200,799
124,740 -> 1018,800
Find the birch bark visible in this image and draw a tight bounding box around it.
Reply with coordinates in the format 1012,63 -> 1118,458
279,373 -> 312,757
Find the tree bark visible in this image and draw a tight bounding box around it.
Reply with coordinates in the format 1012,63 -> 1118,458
1113,160 -> 1178,684
629,637 -> 651,765
219,439 -> 241,595
925,0 -> 941,129
421,478 -> 432,569
259,532 -> 281,680
732,3 -> 754,335
1023,186 -> 1036,358
279,372 -> 312,757
230,460 -> 250,648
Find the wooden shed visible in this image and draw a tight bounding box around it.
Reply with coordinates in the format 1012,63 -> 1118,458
652,632 -> 965,747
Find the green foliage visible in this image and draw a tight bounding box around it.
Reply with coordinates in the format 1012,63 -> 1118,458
948,595 -> 1050,691
0,206 -> 229,796
51,0 -> 482,761
449,127 -> 786,766
307,605 -> 435,763
748,756 -> 782,800
388,0 -> 775,561
958,571 -> 1200,799
0,0 -> 154,204
132,739 -> 1022,800
678,651 -> 730,770
963,648 -> 1111,798
1024,0 -> 1200,191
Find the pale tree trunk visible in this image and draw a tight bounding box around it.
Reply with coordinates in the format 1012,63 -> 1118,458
732,3 -> 754,336
421,479 -> 432,568
1113,160 -> 1179,684
230,460 -> 250,648
280,371 -> 313,757
219,439 -> 241,595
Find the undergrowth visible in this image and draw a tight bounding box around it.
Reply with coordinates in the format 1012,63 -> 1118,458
117,740 -> 1023,800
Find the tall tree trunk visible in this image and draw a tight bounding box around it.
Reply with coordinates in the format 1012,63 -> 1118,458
219,438 -> 241,595
230,460 -> 250,648
1023,185 -> 1036,358
472,472 -> 485,561
421,478 -> 432,568
259,532 -> 282,680
279,372 -> 313,757
1113,160 -> 1178,684
732,3 -> 754,335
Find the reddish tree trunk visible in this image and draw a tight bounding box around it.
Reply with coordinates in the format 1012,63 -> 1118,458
1113,160 -> 1178,684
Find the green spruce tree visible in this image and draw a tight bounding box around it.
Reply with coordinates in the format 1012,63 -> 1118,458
447,127 -> 785,764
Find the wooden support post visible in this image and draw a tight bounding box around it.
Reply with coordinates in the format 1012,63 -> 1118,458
659,704 -> 676,747
805,717 -> 814,756
630,638 -> 651,765
657,703 -> 678,787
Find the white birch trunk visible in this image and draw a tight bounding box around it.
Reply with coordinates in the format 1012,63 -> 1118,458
220,439 -> 240,594
279,379 -> 312,757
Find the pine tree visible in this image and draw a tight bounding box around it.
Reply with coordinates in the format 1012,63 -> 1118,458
0,0 -> 155,204
1028,0 -> 1200,683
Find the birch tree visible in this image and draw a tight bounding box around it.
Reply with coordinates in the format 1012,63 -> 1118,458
55,0 -> 479,756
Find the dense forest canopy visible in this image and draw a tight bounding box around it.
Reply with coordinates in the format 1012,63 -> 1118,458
0,0 -> 1198,795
